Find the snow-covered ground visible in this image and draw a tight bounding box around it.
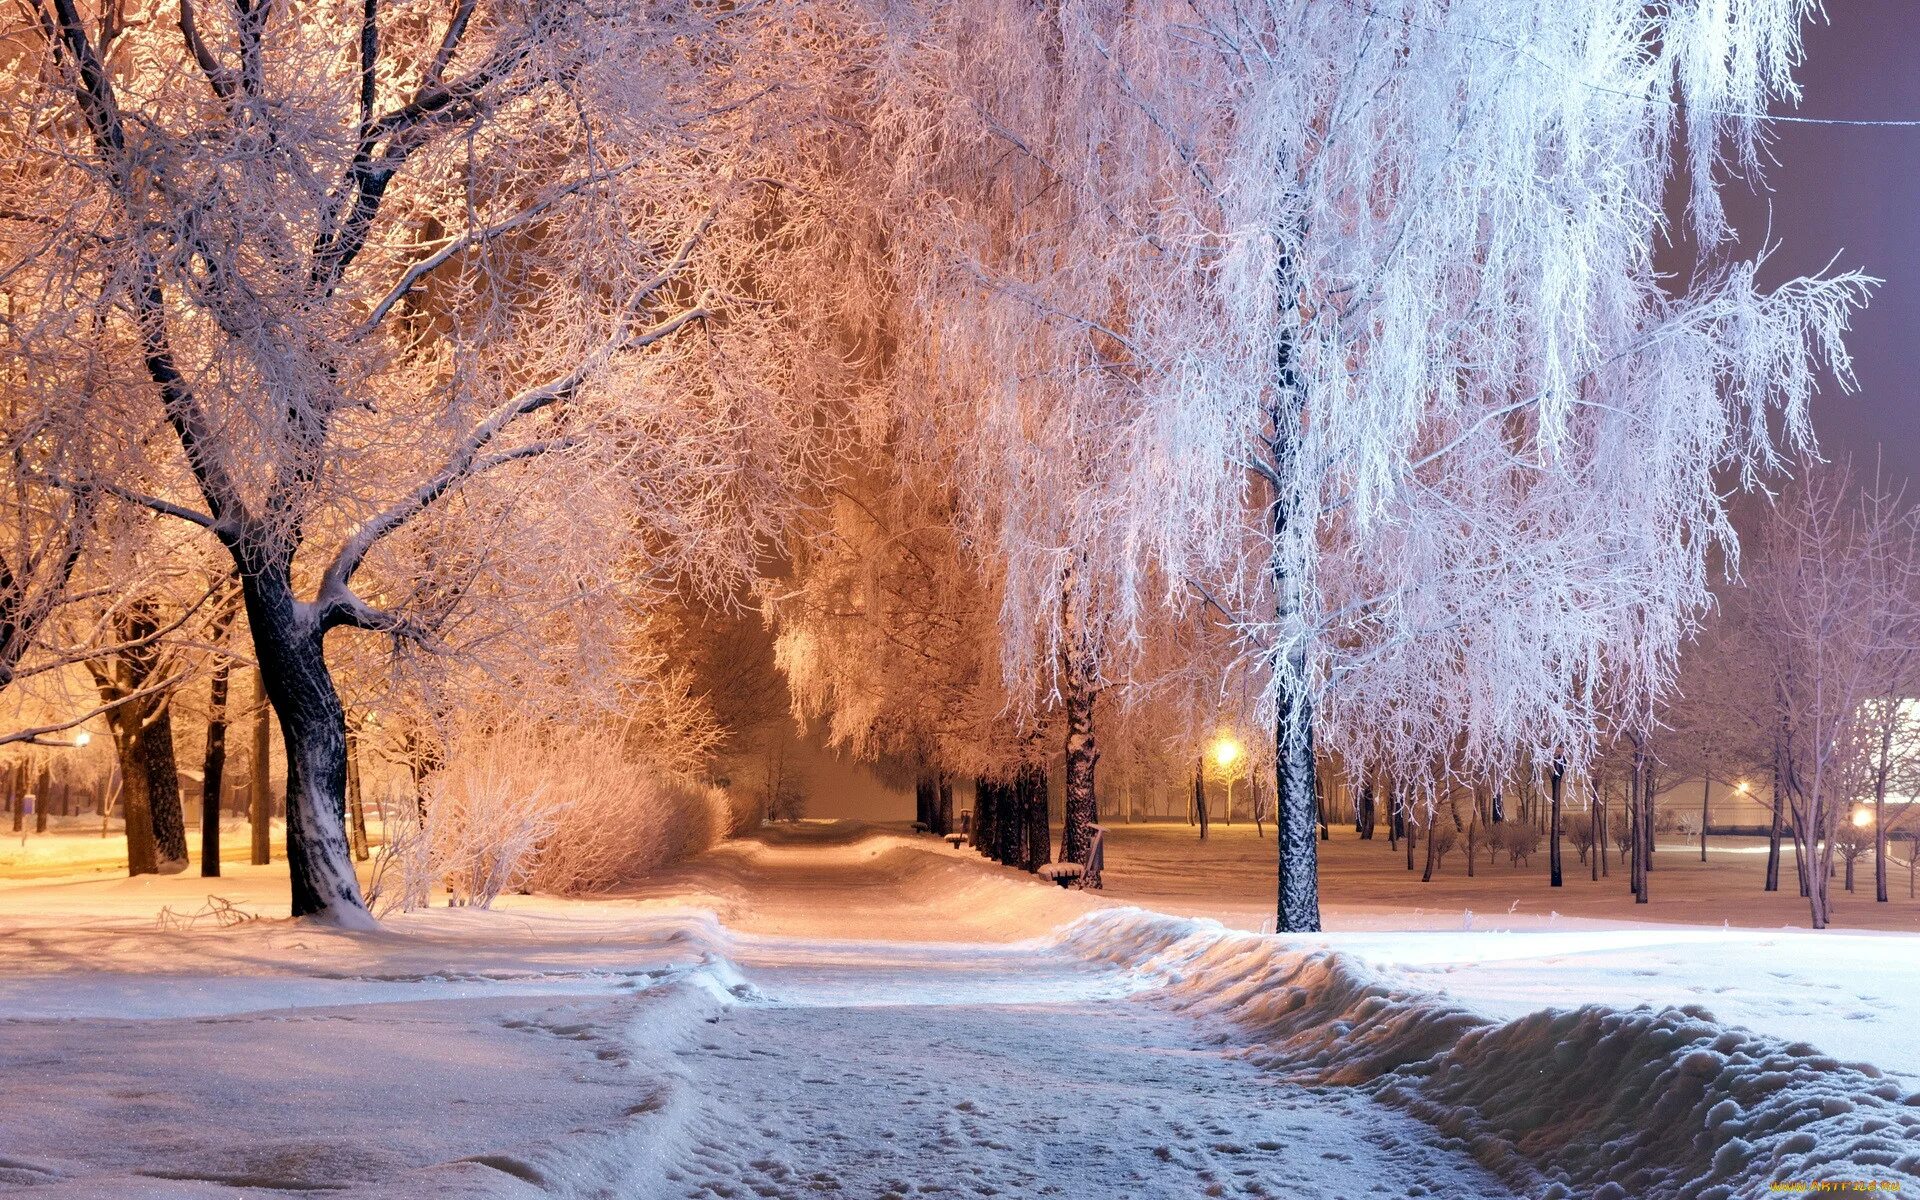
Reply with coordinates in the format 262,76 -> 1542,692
0,821 -> 1914,1197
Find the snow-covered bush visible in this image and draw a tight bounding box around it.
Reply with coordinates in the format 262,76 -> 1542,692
531,764 -> 729,895
371,723 -> 729,912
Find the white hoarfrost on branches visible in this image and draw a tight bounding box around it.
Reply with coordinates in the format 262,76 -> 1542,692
371,719 -> 729,912
861,0 -> 1869,926
9,1 -> 865,920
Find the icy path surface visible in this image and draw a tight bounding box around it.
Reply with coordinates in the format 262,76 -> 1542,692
658,841 -> 1517,1199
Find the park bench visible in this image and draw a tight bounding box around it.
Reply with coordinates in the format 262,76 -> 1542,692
1037,825 -> 1105,890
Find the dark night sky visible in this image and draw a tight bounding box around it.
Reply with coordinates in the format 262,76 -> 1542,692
1719,1 -> 1920,486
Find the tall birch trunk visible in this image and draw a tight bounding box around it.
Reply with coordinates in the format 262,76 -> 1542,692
1273,687 -> 1320,931
1060,652 -> 1100,866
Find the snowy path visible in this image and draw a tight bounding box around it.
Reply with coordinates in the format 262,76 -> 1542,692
672,952 -> 1514,1199
655,839 -> 1517,1199
5,827 -> 1915,1197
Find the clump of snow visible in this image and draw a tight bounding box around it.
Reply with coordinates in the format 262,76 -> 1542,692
1055,909 -> 1920,1199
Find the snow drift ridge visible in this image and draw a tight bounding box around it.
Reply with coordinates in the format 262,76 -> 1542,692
1054,909 -> 1920,1200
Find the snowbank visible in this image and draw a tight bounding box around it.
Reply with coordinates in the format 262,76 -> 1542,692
1055,909 -> 1920,1199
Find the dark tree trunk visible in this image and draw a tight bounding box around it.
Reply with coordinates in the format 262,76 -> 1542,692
1766,766 -> 1784,893
1491,789 -> 1505,824
1633,755 -> 1651,905
1192,757 -> 1209,841
1643,763 -> 1658,874
915,774 -> 933,829
201,659 -> 230,877
1000,777 -> 1024,866
1405,794 -> 1417,871
1792,808 -> 1811,898
1549,760 -> 1564,888
1357,781 -> 1374,839
143,705 -> 188,872
973,777 -> 995,854
1873,719 -> 1892,903
1019,764 -> 1051,872
33,764 -> 49,833
239,569 -> 369,926
1060,676 -> 1099,867
346,726 -> 369,862
1420,804 -> 1438,882
112,729 -> 157,875
936,774 -> 953,838
1590,786 -> 1600,882
250,668 -> 272,867
1700,770 -> 1711,863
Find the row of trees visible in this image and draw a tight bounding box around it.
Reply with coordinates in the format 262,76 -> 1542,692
1676,466 -> 1920,927
0,1 -> 1877,929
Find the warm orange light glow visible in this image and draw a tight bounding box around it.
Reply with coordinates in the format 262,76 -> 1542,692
73,730 -> 91,748
1212,737 -> 1241,769
1734,778 -> 1750,794
1853,807 -> 1873,828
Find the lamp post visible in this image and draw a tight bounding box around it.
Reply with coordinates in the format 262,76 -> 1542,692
1212,737 -> 1241,824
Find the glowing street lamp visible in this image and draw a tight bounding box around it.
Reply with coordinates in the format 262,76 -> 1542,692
1853,807 -> 1874,829
73,731 -> 91,748
1212,737 -> 1241,823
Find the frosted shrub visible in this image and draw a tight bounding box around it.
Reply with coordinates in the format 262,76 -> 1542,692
374,724 -> 729,912
423,728 -> 566,909
366,795 -> 433,918
531,763 -> 729,896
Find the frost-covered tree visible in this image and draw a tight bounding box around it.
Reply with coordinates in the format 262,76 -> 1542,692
773,461 -> 1063,854
866,0 -> 1868,930
12,1 -> 860,922
1744,466 -> 1920,927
